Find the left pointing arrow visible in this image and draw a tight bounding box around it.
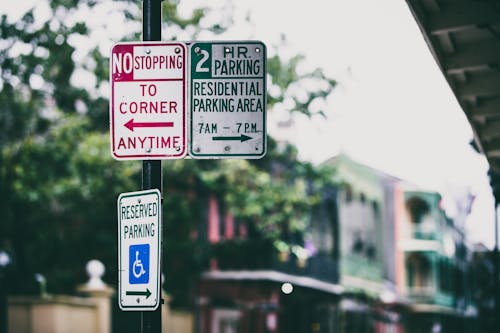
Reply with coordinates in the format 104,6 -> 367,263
124,119 -> 174,132
126,288 -> 152,299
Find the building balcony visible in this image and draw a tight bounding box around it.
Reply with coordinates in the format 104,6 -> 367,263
399,239 -> 441,253
412,230 -> 439,241
406,286 -> 435,300
405,286 -> 455,308
211,239 -> 339,285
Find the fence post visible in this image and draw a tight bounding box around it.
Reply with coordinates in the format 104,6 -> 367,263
77,260 -> 115,333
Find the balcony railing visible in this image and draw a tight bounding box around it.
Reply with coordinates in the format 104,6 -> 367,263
212,239 -> 339,285
406,286 -> 435,299
406,286 -> 455,307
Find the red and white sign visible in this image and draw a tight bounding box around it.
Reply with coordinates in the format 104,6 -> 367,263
110,42 -> 187,160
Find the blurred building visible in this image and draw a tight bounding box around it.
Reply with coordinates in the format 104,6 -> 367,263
396,189 -> 477,332
196,188 -> 343,333
195,154 -> 477,333
325,154 -> 401,332
470,243 -> 497,333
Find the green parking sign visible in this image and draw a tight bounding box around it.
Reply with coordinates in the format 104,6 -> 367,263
189,41 -> 267,159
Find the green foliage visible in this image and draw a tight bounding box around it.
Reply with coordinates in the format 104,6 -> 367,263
199,157 -> 316,239
1,114 -> 142,292
267,53 -> 336,117
163,2 -> 205,29
157,139 -> 336,307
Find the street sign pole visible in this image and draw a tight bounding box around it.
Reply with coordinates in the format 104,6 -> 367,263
142,1 -> 163,332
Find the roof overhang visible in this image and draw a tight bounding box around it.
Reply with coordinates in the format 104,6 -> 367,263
406,0 -> 500,176
202,270 -> 344,295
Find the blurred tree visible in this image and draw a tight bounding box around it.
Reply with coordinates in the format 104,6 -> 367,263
163,139 -> 336,307
1,115 -> 140,292
0,0 -> 337,307
0,0 -> 223,293
267,53 -> 336,117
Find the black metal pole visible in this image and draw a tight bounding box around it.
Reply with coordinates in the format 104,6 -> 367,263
142,1 -> 163,332
0,273 -> 6,333
143,0 -> 163,42
495,202 -> 499,330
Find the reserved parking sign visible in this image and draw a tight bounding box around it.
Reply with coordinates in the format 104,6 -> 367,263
118,189 -> 161,311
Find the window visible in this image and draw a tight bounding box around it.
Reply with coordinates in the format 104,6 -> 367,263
406,253 -> 432,290
405,196 -> 430,224
212,309 -> 240,333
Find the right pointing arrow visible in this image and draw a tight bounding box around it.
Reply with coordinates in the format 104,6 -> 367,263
212,134 -> 253,142
126,288 -> 152,299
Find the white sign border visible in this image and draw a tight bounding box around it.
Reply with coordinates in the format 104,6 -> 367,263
188,40 -> 267,159
109,41 -> 188,161
118,189 -> 162,311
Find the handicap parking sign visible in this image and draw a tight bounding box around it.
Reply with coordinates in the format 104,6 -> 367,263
129,244 -> 150,284
118,189 -> 161,311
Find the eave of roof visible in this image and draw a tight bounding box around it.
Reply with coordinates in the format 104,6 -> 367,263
406,0 -> 500,173
202,270 -> 344,295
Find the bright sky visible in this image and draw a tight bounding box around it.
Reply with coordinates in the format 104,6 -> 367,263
221,0 -> 495,247
2,0 -> 496,247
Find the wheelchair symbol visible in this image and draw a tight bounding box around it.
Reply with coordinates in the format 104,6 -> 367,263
132,251 -> 146,278
129,244 -> 149,284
